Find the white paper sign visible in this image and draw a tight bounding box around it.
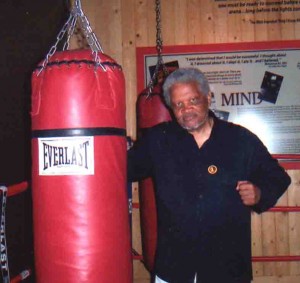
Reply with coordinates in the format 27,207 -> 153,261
137,41 -> 300,154
38,136 -> 94,176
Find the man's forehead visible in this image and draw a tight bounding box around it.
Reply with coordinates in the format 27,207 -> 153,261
170,83 -> 203,96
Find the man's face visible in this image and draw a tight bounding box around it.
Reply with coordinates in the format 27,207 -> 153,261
170,82 -> 211,133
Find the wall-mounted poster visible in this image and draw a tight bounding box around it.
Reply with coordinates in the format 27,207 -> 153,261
136,41 -> 300,165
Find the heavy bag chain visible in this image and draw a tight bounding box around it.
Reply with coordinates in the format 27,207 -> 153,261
146,0 -> 169,96
38,0 -> 104,75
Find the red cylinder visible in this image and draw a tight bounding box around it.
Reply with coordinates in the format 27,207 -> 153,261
137,84 -> 172,129
31,49 -> 132,283
136,84 -> 172,271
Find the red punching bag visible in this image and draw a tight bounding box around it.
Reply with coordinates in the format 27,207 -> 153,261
136,83 -> 172,272
31,49 -> 132,283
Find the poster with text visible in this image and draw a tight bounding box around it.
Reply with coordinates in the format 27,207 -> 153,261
136,41 -> 300,156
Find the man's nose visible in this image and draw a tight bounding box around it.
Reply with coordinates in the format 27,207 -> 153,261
181,102 -> 193,112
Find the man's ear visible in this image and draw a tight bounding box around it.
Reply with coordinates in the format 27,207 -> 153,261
207,92 -> 212,106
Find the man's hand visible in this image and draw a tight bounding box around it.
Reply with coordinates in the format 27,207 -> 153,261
236,181 -> 261,206
127,137 -> 134,150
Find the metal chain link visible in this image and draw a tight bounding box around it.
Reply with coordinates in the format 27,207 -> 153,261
147,0 -> 169,95
77,14 -> 103,53
75,0 -> 82,10
155,0 -> 163,56
37,13 -> 74,75
38,0 -> 104,75
76,12 -> 105,70
62,15 -> 77,51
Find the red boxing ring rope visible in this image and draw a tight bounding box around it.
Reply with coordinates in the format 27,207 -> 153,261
268,206 -> 300,212
7,181 -> 29,197
10,269 -> 31,283
252,256 -> 300,262
133,203 -> 300,212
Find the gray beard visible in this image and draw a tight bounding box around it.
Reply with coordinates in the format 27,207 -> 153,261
182,112 -> 209,132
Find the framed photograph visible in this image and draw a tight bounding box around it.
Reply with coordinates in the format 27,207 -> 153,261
137,41 -> 300,168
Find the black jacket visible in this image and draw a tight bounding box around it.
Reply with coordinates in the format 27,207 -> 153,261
128,114 -> 291,283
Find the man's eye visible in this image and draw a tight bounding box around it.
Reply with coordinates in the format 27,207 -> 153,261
190,98 -> 199,104
175,102 -> 183,108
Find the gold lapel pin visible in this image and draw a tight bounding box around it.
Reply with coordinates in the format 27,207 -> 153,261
208,165 -> 218,174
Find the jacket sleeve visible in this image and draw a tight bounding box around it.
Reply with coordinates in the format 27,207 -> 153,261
245,132 -> 291,213
127,131 -> 153,182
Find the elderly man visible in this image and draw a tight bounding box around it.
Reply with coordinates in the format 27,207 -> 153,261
128,68 -> 291,283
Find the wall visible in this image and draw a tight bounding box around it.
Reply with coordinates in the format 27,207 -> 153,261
72,0 -> 300,282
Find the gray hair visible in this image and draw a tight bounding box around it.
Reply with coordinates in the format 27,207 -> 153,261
162,68 -> 210,107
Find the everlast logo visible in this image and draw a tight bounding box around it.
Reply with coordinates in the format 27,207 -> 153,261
38,137 -> 94,175
0,191 -> 8,273
43,141 -> 90,170
220,91 -> 263,106
1,223 -> 8,272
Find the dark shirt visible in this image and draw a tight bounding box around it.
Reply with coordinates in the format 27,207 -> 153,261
128,113 -> 291,283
